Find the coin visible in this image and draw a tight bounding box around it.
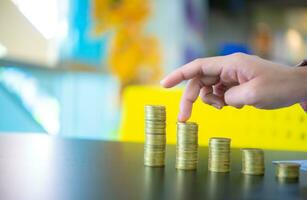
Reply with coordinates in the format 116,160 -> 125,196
208,137 -> 231,172
275,162 -> 300,179
241,148 -> 265,175
144,105 -> 166,167
176,122 -> 198,170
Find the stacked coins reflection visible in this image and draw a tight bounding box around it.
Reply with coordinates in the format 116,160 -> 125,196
144,105 -> 166,167
241,148 -> 265,175
208,137 -> 231,172
275,162 -> 300,179
176,122 -> 198,170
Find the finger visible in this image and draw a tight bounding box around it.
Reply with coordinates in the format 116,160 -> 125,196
224,81 -> 256,108
199,76 -> 220,86
160,56 -> 226,88
200,86 -> 225,109
213,82 -> 226,97
178,78 -> 202,122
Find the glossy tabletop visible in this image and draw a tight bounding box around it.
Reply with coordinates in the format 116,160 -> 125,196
0,134 -> 306,200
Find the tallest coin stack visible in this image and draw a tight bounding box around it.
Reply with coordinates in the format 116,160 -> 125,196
144,105 -> 166,167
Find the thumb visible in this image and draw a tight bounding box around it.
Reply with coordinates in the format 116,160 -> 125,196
224,81 -> 257,108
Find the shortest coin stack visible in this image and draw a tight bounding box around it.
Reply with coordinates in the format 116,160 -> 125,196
275,162 -> 300,179
176,122 -> 198,170
241,148 -> 265,175
144,105 -> 166,167
208,137 -> 231,172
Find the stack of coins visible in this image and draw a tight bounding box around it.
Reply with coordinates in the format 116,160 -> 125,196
275,162 -> 300,179
176,122 -> 198,170
208,137 -> 231,172
144,105 -> 166,167
241,148 -> 265,175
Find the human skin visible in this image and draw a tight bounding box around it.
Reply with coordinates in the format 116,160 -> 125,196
160,53 -> 307,122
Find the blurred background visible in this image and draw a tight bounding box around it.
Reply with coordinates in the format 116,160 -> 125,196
0,0 -> 306,142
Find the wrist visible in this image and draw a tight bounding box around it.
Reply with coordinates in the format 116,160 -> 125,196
291,67 -> 307,101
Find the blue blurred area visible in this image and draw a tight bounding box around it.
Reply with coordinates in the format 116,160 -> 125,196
58,72 -> 120,140
60,0 -> 107,67
0,65 -> 120,140
0,84 -> 45,133
218,43 -> 251,56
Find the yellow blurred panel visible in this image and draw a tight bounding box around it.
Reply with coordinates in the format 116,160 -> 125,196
119,85 -> 307,151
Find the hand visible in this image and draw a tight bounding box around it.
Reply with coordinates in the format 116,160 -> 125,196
160,53 -> 307,122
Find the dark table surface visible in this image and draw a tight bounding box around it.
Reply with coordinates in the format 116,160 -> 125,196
0,134 -> 307,200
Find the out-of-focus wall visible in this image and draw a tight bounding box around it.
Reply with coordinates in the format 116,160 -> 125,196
207,10 -> 250,55
148,0 -> 207,72
0,0 -> 49,65
147,0 -> 186,73
252,6 -> 307,64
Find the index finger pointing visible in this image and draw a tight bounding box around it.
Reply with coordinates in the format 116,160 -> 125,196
178,78 -> 202,122
160,57 -> 224,88
160,59 -> 203,88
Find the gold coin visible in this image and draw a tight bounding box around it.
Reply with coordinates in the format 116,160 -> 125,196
275,162 -> 300,179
